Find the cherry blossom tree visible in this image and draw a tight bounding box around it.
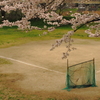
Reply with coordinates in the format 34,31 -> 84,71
0,0 -> 100,58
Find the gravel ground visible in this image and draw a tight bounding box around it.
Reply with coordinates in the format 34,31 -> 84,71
0,39 -> 100,100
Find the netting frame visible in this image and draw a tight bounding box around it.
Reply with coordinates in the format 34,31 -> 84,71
64,58 -> 96,91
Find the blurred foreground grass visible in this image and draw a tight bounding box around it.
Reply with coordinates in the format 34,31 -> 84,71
0,58 -> 12,65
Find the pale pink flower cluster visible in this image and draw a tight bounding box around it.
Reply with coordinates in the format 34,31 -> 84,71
70,13 -> 100,30
42,12 -> 63,21
50,30 -> 76,59
85,24 -> 100,37
0,0 -> 69,30
48,27 -> 55,32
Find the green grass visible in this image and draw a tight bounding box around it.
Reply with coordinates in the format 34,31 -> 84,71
0,84 -> 41,100
72,29 -> 100,40
0,26 -> 44,48
0,26 -> 69,48
0,25 -> 100,48
97,8 -> 100,10
0,58 -> 12,65
56,8 -> 78,15
64,8 -> 78,12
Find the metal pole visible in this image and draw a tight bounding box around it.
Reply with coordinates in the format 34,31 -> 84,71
93,58 -> 96,86
67,59 -> 69,88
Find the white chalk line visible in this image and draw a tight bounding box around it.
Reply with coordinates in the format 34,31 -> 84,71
0,55 -> 65,75
0,55 -> 100,74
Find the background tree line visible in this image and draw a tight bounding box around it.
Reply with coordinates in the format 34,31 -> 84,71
0,8 -> 24,23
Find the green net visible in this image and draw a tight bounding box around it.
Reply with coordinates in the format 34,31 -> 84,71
65,59 -> 96,91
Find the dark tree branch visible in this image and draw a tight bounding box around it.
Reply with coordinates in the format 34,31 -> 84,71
74,18 -> 100,32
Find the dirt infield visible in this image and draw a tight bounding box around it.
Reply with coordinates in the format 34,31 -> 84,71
0,39 -> 100,99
